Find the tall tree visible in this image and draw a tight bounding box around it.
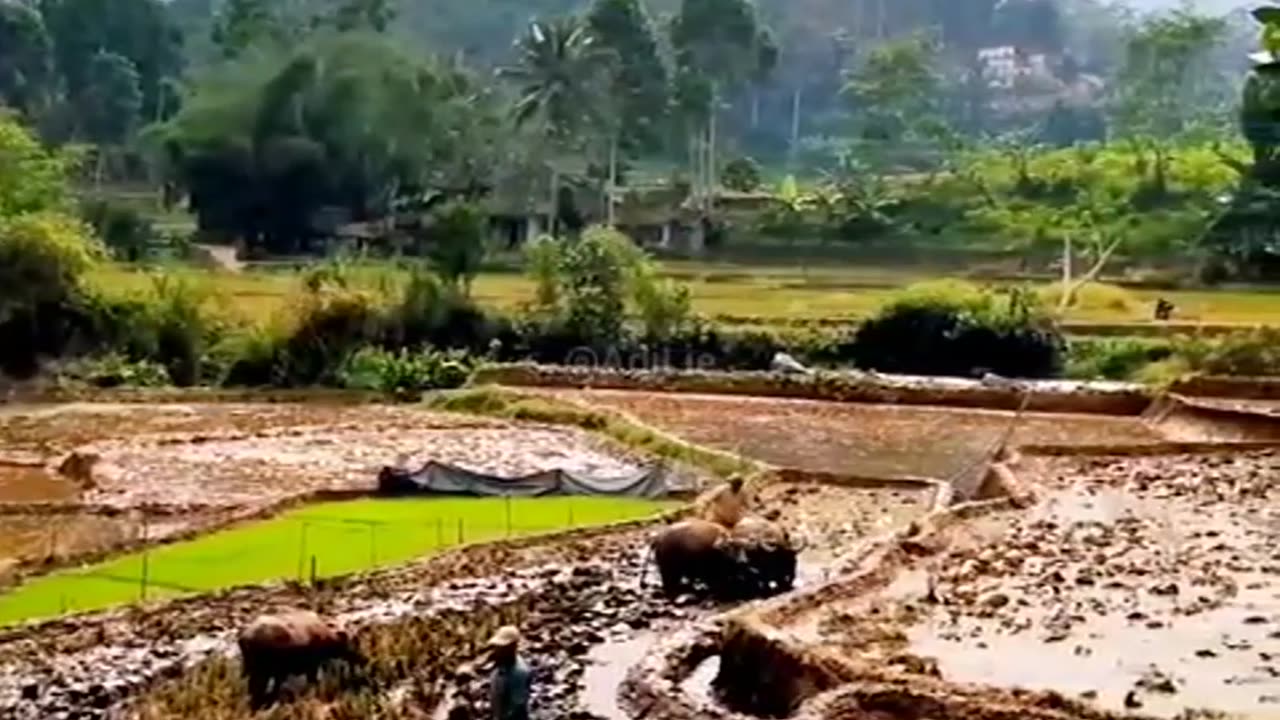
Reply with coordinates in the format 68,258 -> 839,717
0,1 -> 53,117
210,0 -> 285,58
1198,5 -> 1280,280
1110,8 -> 1230,140
39,0 -> 183,123
80,50 -> 142,187
1109,8 -> 1228,200
328,0 -> 397,32
81,51 -> 142,145
157,33 -> 494,254
586,0 -> 670,226
586,0 -> 669,152
992,0 -> 1064,54
500,18 -> 609,236
670,0 -> 775,236
842,34 -> 946,171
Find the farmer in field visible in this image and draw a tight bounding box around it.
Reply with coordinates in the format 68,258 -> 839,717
488,625 -> 532,720
700,475 -> 749,529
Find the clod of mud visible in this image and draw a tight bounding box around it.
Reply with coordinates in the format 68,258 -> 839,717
832,451 -> 1280,718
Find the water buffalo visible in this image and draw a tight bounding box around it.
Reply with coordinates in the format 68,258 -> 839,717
728,516 -> 801,595
649,517 -> 800,601
650,519 -> 741,599
237,610 -> 365,708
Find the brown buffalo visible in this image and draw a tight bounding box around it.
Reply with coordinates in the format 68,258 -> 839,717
237,610 -> 364,708
650,519 -> 740,598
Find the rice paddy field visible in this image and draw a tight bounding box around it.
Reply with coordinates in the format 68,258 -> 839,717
5,385 -> 1280,720
87,261 -> 1280,329
558,389 -> 1166,478
0,495 -> 673,626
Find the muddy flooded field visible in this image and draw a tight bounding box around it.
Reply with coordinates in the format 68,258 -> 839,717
562,390 -> 1166,477
0,403 -> 653,509
0,514 -> 140,578
808,450 -> 1280,718
758,482 -> 931,569
8,388 -> 1271,720
0,471 -> 917,720
0,462 -> 77,504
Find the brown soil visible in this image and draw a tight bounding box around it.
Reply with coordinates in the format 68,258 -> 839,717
0,514 -> 138,567
84,424 -> 648,509
0,403 -> 499,459
0,463 -> 77,504
0,403 -> 651,509
561,390 -> 1165,477
816,451 -> 1280,719
759,482 -> 931,569
1188,398 -> 1280,416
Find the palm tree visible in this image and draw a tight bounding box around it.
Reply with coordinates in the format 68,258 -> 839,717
499,18 -> 608,236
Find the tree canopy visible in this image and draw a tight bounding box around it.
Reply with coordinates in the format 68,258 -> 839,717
154,32 -> 498,254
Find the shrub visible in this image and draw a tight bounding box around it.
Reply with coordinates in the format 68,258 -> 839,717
848,280 -> 1064,378
338,347 -> 474,400
524,236 -> 562,310
59,352 -> 171,388
524,227 -> 638,347
522,226 -> 696,352
722,157 -> 763,192
1175,328 -> 1280,377
80,199 -> 157,262
417,201 -> 487,295
217,325 -> 288,387
631,265 -> 693,342
0,212 -> 105,322
1065,337 -> 1173,380
383,266 -> 507,353
87,275 -> 226,386
238,287 -> 384,388
0,212 -> 106,377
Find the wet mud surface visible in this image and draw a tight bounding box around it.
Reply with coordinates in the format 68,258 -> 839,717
84,423 -> 645,509
0,530 -> 656,720
1189,399 -> 1280,416
0,470 -> 909,720
0,463 -> 77,504
814,451 -> 1280,718
0,401 -> 650,510
757,482 -> 930,569
561,390 -> 1165,477
15,392 -> 1265,720
0,514 -> 139,569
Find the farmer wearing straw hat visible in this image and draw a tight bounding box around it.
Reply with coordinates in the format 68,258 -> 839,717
487,625 -> 531,720
698,474 -> 749,529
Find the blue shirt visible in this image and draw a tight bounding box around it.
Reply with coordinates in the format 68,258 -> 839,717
490,657 -> 531,720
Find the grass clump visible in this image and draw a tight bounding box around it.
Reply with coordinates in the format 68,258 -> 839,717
1065,337 -> 1174,381
337,347 -> 474,401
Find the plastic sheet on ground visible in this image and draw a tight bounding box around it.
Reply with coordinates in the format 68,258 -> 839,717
375,460 -> 685,499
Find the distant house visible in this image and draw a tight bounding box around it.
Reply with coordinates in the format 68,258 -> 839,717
978,45 -> 1105,116
978,45 -> 1052,90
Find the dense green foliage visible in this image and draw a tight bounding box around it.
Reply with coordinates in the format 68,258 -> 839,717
151,33 -> 497,255
2,0 -> 1280,388
848,281 -> 1065,378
